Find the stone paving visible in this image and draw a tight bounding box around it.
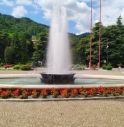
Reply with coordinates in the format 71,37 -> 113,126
1,68 -> 124,79
0,67 -> 124,76
0,100 -> 124,127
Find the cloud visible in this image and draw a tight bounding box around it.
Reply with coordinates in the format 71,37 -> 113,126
35,0 -> 124,34
12,6 -> 27,18
94,0 -> 124,26
0,0 -> 14,7
16,0 -> 33,6
16,0 -> 39,15
35,0 -> 91,34
1,0 -> 124,34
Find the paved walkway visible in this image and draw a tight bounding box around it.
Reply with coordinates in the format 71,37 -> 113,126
1,68 -> 124,77
0,100 -> 124,127
1,67 -> 124,75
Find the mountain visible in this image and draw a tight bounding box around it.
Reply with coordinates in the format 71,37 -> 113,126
0,13 -> 80,37
77,32 -> 90,38
0,13 -> 49,37
0,13 -> 89,38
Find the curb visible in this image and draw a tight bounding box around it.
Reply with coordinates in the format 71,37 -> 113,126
0,96 -> 124,102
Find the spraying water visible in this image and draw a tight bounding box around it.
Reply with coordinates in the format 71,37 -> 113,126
46,4 -> 72,74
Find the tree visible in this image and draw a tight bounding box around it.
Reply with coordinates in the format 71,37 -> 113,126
91,22 -> 104,65
32,32 -> 48,65
100,16 -> 124,67
74,36 -> 90,65
0,32 -> 9,62
117,16 -> 123,27
4,46 -> 15,64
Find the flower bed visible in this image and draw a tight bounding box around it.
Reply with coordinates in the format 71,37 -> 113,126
2,64 -> 13,69
0,86 -> 124,99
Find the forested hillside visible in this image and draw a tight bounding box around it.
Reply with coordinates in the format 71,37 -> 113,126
0,13 -> 124,67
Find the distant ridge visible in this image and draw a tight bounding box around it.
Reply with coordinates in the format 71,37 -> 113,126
0,13 -> 88,38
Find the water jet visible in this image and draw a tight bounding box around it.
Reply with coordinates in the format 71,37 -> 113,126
41,5 -> 74,84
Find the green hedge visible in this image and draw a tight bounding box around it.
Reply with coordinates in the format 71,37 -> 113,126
102,64 -> 113,70
13,65 -> 21,70
20,64 -> 32,70
13,64 -> 32,70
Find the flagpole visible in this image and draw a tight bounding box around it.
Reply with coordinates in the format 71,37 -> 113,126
89,0 -> 93,69
98,0 -> 101,68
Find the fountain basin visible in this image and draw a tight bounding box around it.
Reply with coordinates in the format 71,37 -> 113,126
41,73 -> 75,84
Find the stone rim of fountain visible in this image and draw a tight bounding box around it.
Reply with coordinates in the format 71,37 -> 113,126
41,73 -> 75,84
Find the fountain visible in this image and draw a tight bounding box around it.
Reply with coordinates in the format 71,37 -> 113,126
41,4 -> 74,84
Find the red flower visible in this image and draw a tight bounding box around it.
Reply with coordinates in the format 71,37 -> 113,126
40,89 -> 48,98
0,90 -> 10,98
86,88 -> 95,96
60,88 -> 69,98
11,89 -> 20,97
97,86 -> 105,94
70,88 -> 78,97
114,87 -> 122,94
3,64 -> 13,69
0,89 -> 2,95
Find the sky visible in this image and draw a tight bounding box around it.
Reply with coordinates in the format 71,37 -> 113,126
0,0 -> 124,34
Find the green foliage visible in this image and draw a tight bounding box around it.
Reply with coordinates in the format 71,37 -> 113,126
32,32 -> 48,65
0,13 -> 48,64
0,13 -> 124,67
13,64 -> 32,70
0,63 -> 4,67
20,64 -> 32,70
75,16 -> 124,67
4,46 -> 15,64
101,17 -> 124,67
73,35 -> 90,64
0,13 -> 48,37
117,16 -> 123,27
13,64 -> 22,70
102,64 -> 112,70
72,64 -> 86,70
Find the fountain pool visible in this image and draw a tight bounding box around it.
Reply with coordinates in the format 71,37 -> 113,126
0,77 -> 124,86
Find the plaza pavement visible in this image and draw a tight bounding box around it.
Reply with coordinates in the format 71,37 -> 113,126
1,67 -> 124,77
0,100 -> 124,127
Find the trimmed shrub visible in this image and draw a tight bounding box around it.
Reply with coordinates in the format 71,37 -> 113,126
102,64 -> 112,70
20,64 -> 32,71
0,63 -> 4,67
106,64 -> 112,70
102,64 -> 107,70
72,64 -> 86,70
13,64 -> 22,70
